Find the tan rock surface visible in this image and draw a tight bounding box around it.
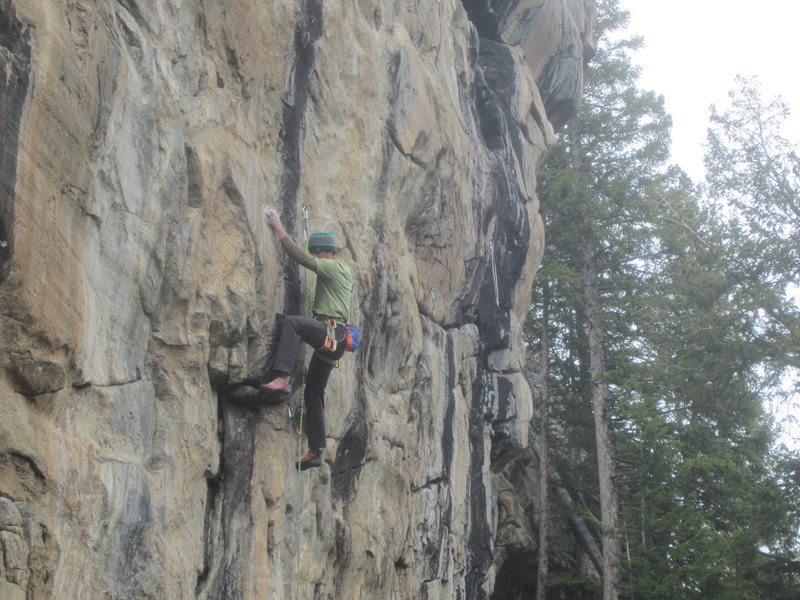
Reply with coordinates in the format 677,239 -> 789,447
0,0 -> 594,598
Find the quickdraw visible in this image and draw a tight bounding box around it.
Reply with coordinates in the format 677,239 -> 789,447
301,203 -> 309,243
322,318 -> 338,352
489,243 -> 500,308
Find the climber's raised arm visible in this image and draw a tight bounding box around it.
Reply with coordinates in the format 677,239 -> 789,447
264,207 -> 317,272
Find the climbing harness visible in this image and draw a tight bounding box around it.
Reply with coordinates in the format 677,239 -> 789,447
307,317 -> 342,368
315,319 -> 361,362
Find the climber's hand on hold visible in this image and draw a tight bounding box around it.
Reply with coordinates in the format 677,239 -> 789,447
264,208 -> 287,239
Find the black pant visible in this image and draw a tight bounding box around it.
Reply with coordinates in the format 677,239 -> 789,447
273,315 -> 345,451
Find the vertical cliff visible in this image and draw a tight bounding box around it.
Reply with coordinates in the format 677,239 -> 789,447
0,1 -> 595,598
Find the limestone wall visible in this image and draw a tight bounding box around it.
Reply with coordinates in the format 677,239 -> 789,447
0,1 -> 595,598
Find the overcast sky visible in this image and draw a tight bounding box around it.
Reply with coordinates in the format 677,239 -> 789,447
618,0 -> 800,182
617,1 -> 800,445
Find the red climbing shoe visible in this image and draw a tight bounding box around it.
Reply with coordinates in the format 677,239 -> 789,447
298,450 -> 322,471
259,376 -> 292,396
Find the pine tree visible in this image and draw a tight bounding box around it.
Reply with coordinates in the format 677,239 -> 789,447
534,2 -> 672,597
529,3 -> 800,599
616,173 -> 800,598
535,281 -> 552,600
705,76 -> 800,376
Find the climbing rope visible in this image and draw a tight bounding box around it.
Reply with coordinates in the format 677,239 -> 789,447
294,400 -> 305,600
293,399 -> 304,600
302,204 -> 313,315
293,203 -> 314,600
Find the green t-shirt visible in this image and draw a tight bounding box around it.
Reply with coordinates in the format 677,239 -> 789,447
280,236 -> 352,322
313,258 -> 352,322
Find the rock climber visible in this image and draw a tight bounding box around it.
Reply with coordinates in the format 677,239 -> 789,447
262,207 -> 353,470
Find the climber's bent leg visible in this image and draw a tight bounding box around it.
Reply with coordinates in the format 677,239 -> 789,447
271,315 -> 327,375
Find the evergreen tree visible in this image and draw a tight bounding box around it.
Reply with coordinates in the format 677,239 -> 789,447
705,76 -> 800,377
616,174 -> 800,598
535,281 -> 552,600
529,2 -> 800,598
530,1 -> 672,596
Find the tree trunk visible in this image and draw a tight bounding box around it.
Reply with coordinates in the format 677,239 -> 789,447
549,470 -> 605,574
535,282 -> 551,600
581,231 -> 621,600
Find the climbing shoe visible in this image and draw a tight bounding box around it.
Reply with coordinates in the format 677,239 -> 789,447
298,451 -> 322,471
224,385 -> 261,405
260,377 -> 292,397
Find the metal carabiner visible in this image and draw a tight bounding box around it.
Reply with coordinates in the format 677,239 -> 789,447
301,204 -> 309,242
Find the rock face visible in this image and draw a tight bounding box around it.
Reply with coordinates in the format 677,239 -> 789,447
0,0 -> 595,598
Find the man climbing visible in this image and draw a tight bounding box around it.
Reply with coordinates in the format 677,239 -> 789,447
262,208 -> 353,470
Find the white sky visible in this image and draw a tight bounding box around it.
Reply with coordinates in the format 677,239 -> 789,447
618,0 -> 800,182
618,1 -> 800,448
